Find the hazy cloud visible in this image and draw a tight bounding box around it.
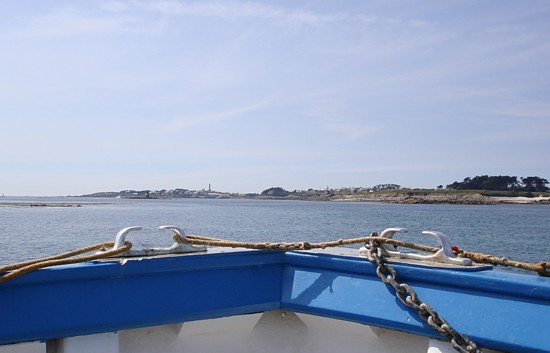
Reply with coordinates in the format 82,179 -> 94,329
146,1 -> 347,25
5,9 -> 141,38
100,1 -> 130,12
164,100 -> 270,131
491,101 -> 550,119
322,121 -> 380,141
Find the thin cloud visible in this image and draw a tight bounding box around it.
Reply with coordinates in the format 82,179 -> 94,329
164,100 -> 270,131
141,1 -> 431,28
100,1 -> 130,12
146,1 -> 345,25
322,121 -> 380,141
461,123 -> 550,143
331,162 -> 476,174
490,102 -> 550,119
4,2 -> 435,40
6,9 -> 142,38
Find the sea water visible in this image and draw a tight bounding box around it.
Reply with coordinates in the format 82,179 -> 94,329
1,197 -> 549,267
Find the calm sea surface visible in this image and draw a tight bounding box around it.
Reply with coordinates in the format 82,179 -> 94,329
1,197 -> 549,268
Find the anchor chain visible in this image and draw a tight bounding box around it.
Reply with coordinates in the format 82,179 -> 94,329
364,239 -> 482,353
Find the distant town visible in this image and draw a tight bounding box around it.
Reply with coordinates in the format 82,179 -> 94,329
80,176 -> 550,205
81,183 -> 404,200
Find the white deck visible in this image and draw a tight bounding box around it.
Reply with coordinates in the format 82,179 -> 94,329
1,310 -> 501,353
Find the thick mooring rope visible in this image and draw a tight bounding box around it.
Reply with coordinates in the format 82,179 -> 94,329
0,242 -> 132,283
180,234 -> 549,276
453,247 -> 548,276
180,234 -> 442,252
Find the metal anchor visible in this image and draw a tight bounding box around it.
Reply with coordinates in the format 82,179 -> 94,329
109,225 -> 206,257
360,227 -> 472,266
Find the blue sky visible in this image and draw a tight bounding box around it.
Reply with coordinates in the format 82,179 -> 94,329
1,1 -> 550,196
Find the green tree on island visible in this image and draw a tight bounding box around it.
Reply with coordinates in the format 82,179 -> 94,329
447,175 -> 548,192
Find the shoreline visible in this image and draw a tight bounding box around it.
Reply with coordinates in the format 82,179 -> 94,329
1,194 -> 549,207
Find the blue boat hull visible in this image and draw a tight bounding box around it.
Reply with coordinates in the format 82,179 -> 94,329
1,249 -> 549,352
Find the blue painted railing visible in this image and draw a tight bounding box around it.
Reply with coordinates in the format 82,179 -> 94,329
1,250 -> 549,352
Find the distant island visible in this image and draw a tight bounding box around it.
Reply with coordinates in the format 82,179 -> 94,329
80,175 -> 550,205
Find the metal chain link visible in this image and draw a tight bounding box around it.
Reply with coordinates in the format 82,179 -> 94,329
364,239 -> 482,353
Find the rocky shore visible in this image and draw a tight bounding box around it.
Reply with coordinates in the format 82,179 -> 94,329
326,192 -> 550,205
